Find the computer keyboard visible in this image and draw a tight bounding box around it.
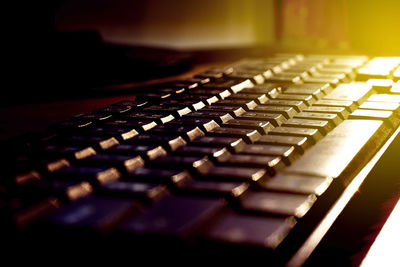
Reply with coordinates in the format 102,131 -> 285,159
2,54 -> 400,264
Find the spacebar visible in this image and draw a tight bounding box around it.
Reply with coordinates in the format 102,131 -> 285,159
285,120 -> 390,180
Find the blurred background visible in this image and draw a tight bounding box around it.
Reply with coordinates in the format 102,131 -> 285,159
54,0 -> 400,54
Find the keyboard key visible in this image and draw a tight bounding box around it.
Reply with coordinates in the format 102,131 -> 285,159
323,82 -> 373,104
190,136 -> 246,153
313,99 -> 357,112
228,71 -> 265,84
252,105 -> 297,119
283,118 -> 333,135
150,155 -> 214,175
149,125 -> 205,142
283,86 -> 325,100
41,197 -> 139,233
367,94 -> 400,103
367,79 -> 394,92
201,166 -> 268,183
106,144 -> 167,160
275,94 -> 316,106
260,173 -> 332,196
118,196 -> 225,237
50,166 -> 121,186
202,78 -> 253,94
143,105 -> 191,117
269,127 -> 323,144
128,168 -> 193,188
94,105 -> 132,115
192,89 -> 231,100
79,154 -> 145,173
127,134 -> 187,152
185,111 -> 234,124
241,84 -> 281,98
228,92 -> 270,104
240,191 -> 316,218
240,144 -> 298,165
294,112 -> 342,126
263,99 -> 307,113
113,100 -> 148,109
222,154 -> 285,174
104,119 -> 157,132
61,135 -> 120,151
167,118 -> 219,134
216,99 -> 258,110
201,105 -> 246,117
303,106 -> 349,120
286,120 -> 388,179
256,135 -> 311,153
239,112 -> 286,127
207,127 -> 262,143
123,112 -> 175,124
41,145 -> 96,161
99,181 -> 168,203
223,119 -> 274,135
181,181 -> 249,199
204,211 -> 296,249
84,127 -> 139,141
349,109 -> 399,128
178,94 -> 219,105
173,146 -> 231,163
359,101 -> 400,113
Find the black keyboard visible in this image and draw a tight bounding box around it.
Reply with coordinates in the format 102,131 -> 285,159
3,54 -> 400,264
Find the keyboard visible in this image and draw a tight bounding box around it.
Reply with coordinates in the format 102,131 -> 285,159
3,54 -> 400,264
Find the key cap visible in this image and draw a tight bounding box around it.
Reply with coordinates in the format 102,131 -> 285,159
223,119 -> 274,135
41,197 -> 139,233
390,81 -> 400,93
160,99 -> 205,111
303,106 -> 349,120
275,94 -> 316,106
104,119 -> 157,132
149,125 -> 205,142
118,196 -> 225,237
23,180 -> 93,202
269,127 -> 323,144
323,82 -> 373,104
367,94 -> 400,103
61,135 -> 120,151
106,144 -> 167,160
127,134 -> 187,152
185,111 -> 234,124
240,144 -> 298,165
155,87 -> 186,95
143,105 -> 191,117
150,156 -> 214,175
294,112 -> 342,125
228,92 -> 270,104
256,135 -> 311,154
260,173 -> 332,196
221,154 -> 285,175
204,211 -> 296,249
113,100 -> 148,109
252,105 -> 297,119
367,79 -> 394,92
190,136 -> 247,153
173,146 -> 231,163
264,74 -> 302,84
207,127 -> 261,143
313,99 -> 357,112
283,118 -> 333,135
74,112 -> 113,123
50,166 -> 121,186
201,166 -> 268,183
128,168 -> 193,188
285,120 -> 389,179
201,105 -> 246,117
168,118 -> 219,132
303,76 -> 340,87
359,101 -> 400,113
177,94 -> 219,105
192,89 -> 231,100
94,105 -> 132,115
349,110 -> 399,128
83,127 -> 139,141
79,154 -> 145,173
202,78 -> 253,94
263,99 -> 307,113
241,85 -> 281,98
99,181 -> 168,203
41,145 -> 96,161
216,99 -> 258,110
227,71 -> 265,84
123,112 -> 175,124
240,191 -> 316,218
181,181 -> 249,199
135,92 -> 172,102
239,112 -> 286,127
283,86 -> 326,100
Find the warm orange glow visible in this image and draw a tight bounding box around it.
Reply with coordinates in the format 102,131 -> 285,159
361,197 -> 400,267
